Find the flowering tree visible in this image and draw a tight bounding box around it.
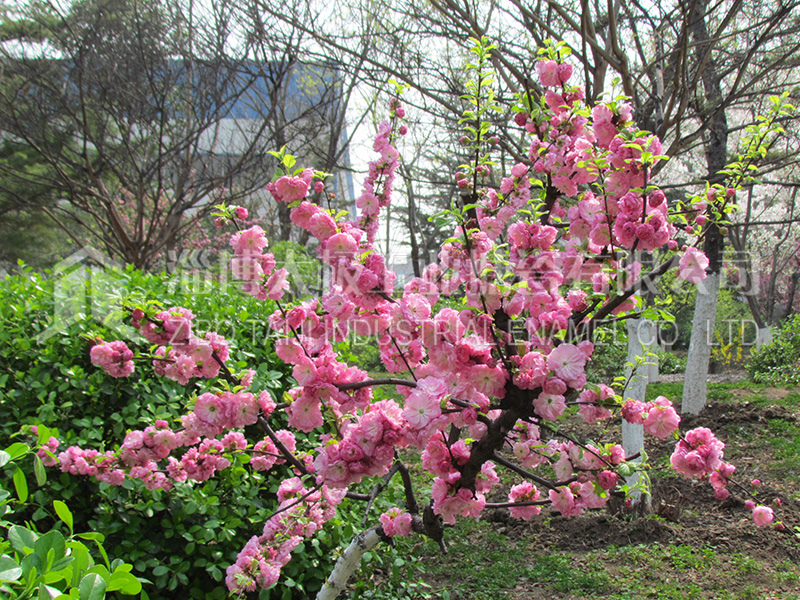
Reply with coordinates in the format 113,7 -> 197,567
728,183 -> 800,332
38,39 -> 791,598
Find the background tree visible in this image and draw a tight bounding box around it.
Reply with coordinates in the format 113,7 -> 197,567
0,0 -> 359,270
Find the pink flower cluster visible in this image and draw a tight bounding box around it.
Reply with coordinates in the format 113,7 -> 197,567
506,419 -> 628,519
621,396 -> 681,439
577,384 -> 616,424
314,400 -> 406,488
379,508 -> 413,537
192,391 -> 262,432
226,479 -> 346,593
132,306 -> 194,346
131,306 -> 232,386
267,168 -> 312,203
670,427 -> 736,500
58,49 -> 761,598
507,481 -> 542,520
89,340 -> 134,378
474,162 -> 533,242
152,331 -> 230,384
52,388 -> 284,491
358,118 -> 401,243
229,225 -> 288,301
37,436 -> 60,467
267,317 -> 376,433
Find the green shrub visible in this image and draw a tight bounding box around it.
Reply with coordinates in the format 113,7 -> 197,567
586,336 -> 627,383
656,350 -> 687,375
748,314 -> 800,384
1,433 -> 142,599
0,264 -> 354,599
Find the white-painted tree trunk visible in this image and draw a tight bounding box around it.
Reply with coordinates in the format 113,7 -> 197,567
756,326 -> 773,349
648,348 -> 659,383
622,318 -> 653,509
317,528 -> 382,600
682,273 -> 720,415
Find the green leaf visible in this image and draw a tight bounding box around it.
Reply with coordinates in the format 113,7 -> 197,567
10,525 -> 39,552
66,542 -> 91,587
34,453 -> 47,486
37,425 -> 51,446
13,466 -> 28,503
54,501 -> 73,534
92,540 -> 110,570
0,555 -> 22,581
75,533 -> 104,542
107,571 -> 142,595
39,582 -> 63,599
78,572 -> 107,600
5,442 -> 28,460
35,531 -> 66,564
0,450 -> 10,468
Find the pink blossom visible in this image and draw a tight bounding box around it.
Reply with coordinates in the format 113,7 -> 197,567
508,482 -> 542,520
533,393 -> 566,421
90,340 -> 134,378
670,427 -> 725,478
308,212 -> 338,241
621,399 -> 647,425
536,60 -> 559,87
598,470 -> 618,491
678,247 -> 709,284
195,393 -> 224,426
752,505 -> 774,527
556,63 -> 573,84
273,175 -> 310,203
230,226 -> 268,256
287,395 -> 324,432
549,486 -> 581,518
546,344 -> 586,386
403,389 -> 442,429
379,508 -> 413,537
643,399 -> 681,439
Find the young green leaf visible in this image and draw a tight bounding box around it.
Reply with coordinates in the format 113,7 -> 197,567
54,500 -> 74,534
13,466 -> 28,503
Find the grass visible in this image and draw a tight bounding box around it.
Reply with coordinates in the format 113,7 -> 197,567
354,534 -> 800,600
353,518 -> 611,600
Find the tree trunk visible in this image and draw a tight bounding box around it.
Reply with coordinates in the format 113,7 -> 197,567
756,326 -> 773,349
682,272 -> 721,415
316,528 -> 382,600
401,163 -> 422,279
681,0 -> 728,415
622,318 -> 654,510
786,271 -> 800,317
